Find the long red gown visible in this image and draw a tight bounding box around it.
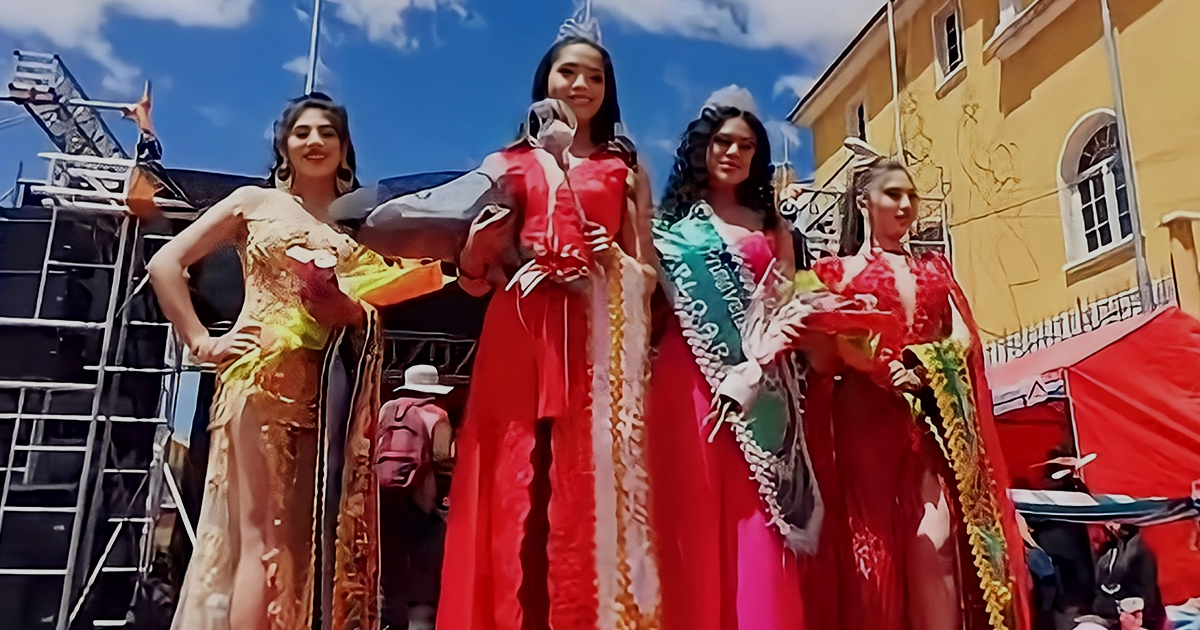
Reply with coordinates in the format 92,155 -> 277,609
438,146 -> 659,630
804,250 -> 1030,630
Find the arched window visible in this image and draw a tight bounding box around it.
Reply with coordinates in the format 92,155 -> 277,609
1059,111 -> 1133,266
1075,123 -> 1132,252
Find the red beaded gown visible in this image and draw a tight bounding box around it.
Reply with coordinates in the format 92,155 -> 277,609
438,145 -> 660,630
802,250 -> 1030,630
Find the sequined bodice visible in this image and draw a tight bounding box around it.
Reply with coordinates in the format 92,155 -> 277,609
237,190 -> 359,329
502,146 -> 629,280
813,251 -> 955,355
506,146 -> 628,244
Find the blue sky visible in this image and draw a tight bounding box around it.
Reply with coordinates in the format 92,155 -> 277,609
0,0 -> 884,200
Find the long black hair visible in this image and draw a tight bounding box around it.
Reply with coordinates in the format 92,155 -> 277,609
658,106 -> 776,228
838,158 -> 911,255
530,36 -> 627,153
269,92 -> 359,194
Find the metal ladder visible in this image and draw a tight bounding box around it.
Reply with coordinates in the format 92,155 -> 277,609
0,152 -> 190,629
6,51 -> 126,159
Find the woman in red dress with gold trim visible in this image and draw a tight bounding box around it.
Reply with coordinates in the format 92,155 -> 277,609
352,14 -> 660,628
801,152 -> 1030,630
442,31 -> 659,628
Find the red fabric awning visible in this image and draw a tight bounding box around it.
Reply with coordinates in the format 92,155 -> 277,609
989,309 -> 1158,412
987,307 -> 1200,603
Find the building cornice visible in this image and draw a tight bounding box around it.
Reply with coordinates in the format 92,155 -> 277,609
789,0 -> 925,128
983,0 -> 1079,61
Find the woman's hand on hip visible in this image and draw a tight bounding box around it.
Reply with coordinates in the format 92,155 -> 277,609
192,326 -> 261,365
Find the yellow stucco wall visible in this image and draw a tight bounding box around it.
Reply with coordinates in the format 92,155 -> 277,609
803,0 -> 1200,340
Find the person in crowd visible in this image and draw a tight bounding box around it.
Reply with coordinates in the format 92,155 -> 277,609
377,364 -> 457,630
1094,524 -> 1167,630
1032,450 -> 1099,629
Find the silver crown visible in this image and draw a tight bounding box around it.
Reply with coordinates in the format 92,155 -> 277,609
701,85 -> 759,116
556,0 -> 602,45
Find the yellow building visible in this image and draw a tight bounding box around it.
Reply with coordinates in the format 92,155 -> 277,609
790,0 -> 1200,355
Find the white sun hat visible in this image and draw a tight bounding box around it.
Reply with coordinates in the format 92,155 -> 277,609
394,364 -> 453,396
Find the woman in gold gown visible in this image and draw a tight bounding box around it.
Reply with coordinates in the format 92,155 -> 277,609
147,93 -> 446,630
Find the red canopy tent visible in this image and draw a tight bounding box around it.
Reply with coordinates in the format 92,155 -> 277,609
988,307 -> 1200,603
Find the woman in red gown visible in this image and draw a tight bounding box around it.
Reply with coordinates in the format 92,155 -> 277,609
434,29 -> 659,630
803,156 -> 1030,630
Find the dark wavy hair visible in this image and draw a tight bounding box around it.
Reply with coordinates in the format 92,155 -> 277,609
838,158 -> 912,255
269,92 -> 359,194
658,106 -> 775,227
528,36 -> 637,166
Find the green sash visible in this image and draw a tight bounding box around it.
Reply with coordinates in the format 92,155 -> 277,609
655,204 -> 821,552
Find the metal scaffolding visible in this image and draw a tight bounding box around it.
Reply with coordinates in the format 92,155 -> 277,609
0,48 -> 487,630
780,153 -> 953,262
0,51 -> 195,630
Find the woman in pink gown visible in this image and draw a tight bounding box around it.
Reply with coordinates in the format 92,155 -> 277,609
801,155 -> 1030,630
647,93 -> 820,630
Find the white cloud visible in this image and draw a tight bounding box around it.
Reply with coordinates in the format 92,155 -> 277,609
773,74 -> 816,100
651,137 -> 679,156
595,0 -> 880,57
0,0 -> 253,94
283,55 -> 310,76
326,0 -> 473,49
765,117 -> 801,155
662,65 -> 701,113
283,54 -> 336,94
198,104 -> 230,128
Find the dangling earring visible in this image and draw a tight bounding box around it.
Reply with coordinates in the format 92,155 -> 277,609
274,160 -> 293,193
336,155 -> 354,196
857,194 -> 874,256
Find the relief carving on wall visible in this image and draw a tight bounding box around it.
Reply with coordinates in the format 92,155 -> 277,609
956,87 -> 1022,208
902,87 -> 1041,337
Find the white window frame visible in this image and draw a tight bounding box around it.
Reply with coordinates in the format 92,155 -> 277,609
933,0 -> 966,88
846,94 -> 868,142
1071,157 -> 1128,254
1058,110 -> 1133,270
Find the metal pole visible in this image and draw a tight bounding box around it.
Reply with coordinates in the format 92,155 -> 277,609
0,97 -> 131,112
162,462 -> 197,545
34,200 -> 58,318
67,522 -> 125,623
1099,0 -> 1153,309
0,391 -> 28,535
305,0 -> 323,94
74,213 -> 143,611
55,213 -> 131,630
62,99 -> 132,111
887,0 -> 904,161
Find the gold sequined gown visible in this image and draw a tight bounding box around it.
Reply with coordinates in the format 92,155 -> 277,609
168,188 -> 446,630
